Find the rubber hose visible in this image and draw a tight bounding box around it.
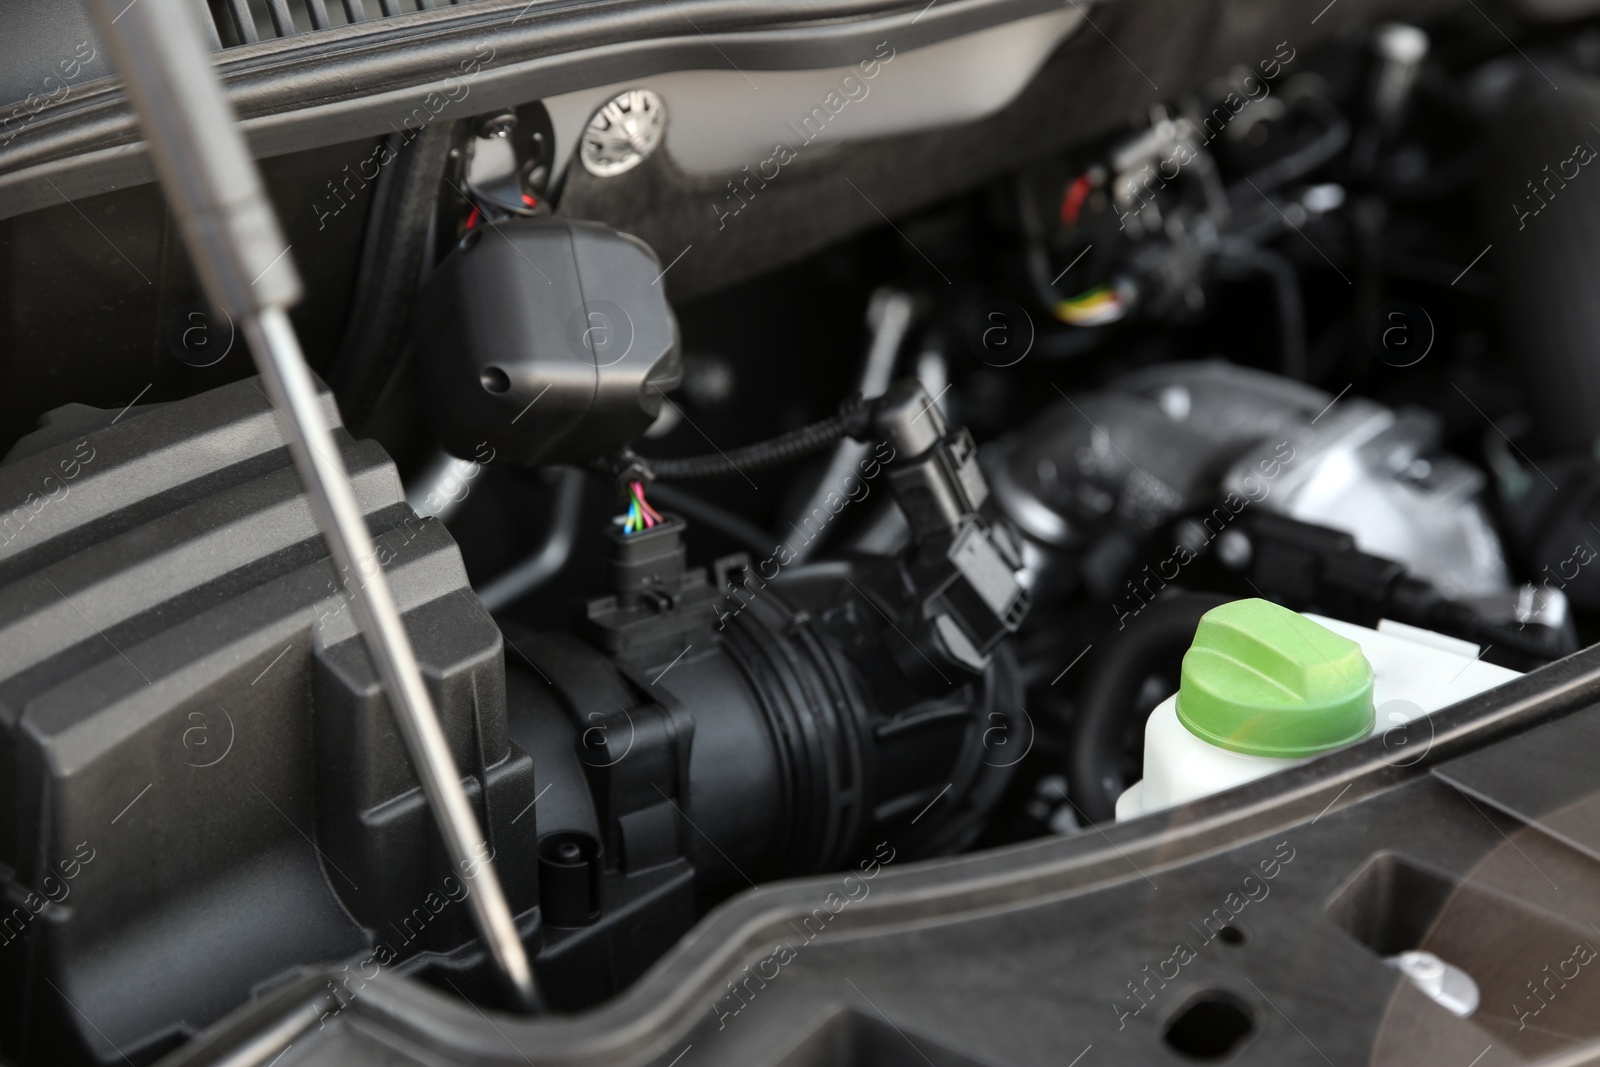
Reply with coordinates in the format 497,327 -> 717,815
328,123 -> 454,433
1241,93 -> 1350,193
1217,243 -> 1308,380
476,468 -> 585,613
1067,592 -> 1230,823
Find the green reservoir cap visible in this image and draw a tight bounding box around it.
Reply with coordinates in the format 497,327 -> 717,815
1176,599 -> 1375,758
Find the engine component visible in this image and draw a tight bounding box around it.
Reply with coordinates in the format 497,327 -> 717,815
871,379 -> 1031,671
475,467 -> 587,612
123,635 -> 1600,1067
0,378 -> 541,1064
988,361 -> 1511,602
1385,950 -> 1480,1020
1370,24 -> 1430,135
1224,510 -> 1574,665
506,516 -> 1024,919
23,10 -> 1600,1063
92,0 -> 540,1017
412,217 -> 682,467
1015,68 -> 1348,379
1499,455 -> 1600,614
405,447 -> 491,523
615,378 -> 1032,670
463,103 -> 556,215
785,288 -> 915,565
0,372 -> 1034,1056
1067,592 -> 1229,821
614,391 -> 875,483
604,374 -> 1031,676
1114,599 -> 1520,821
496,382 -> 1030,1006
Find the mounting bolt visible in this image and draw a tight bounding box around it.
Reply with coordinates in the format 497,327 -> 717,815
475,111 -> 517,139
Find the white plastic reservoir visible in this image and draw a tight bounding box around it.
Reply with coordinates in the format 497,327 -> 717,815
1115,602 -> 1521,821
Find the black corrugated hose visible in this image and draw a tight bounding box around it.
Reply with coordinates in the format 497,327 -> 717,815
329,123 -> 455,433
601,392 -> 875,484
1067,592 -> 1231,823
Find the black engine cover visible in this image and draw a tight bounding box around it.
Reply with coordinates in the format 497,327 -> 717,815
0,378 -> 538,1066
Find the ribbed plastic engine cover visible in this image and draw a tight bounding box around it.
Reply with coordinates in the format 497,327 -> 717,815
0,377 -> 536,1067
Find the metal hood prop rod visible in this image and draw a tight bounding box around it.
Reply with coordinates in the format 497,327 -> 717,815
87,0 -> 541,1013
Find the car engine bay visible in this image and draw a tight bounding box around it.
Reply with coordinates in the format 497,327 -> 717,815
9,0 -> 1600,1064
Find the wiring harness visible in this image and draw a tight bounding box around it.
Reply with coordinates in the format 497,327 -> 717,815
597,391 -> 876,498
620,479 -> 664,535
1055,283 -> 1129,326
